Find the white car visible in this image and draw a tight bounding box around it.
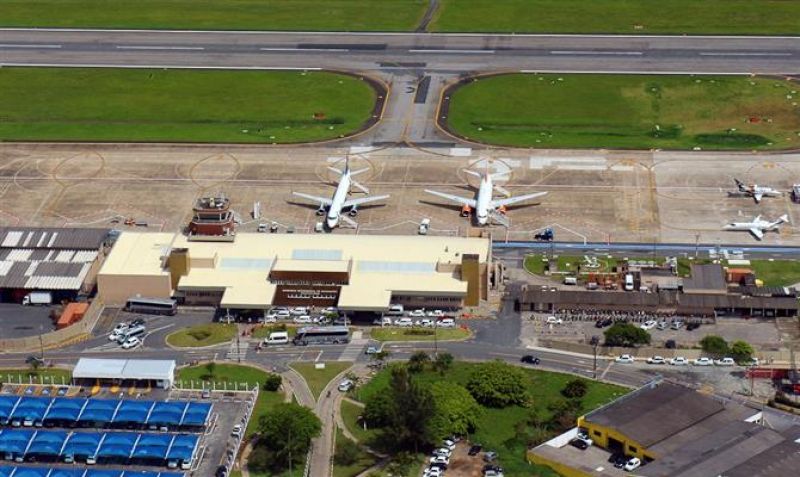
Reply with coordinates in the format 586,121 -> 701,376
416,318 -> 434,328
442,439 -> 456,450
109,331 -> 124,341
338,379 -> 354,392
422,467 -> 442,477
438,318 -> 456,328
267,309 -> 291,320
112,323 -> 129,334
373,317 -> 393,326
670,356 -> 689,366
231,424 -> 243,439
714,357 -> 735,366
624,457 -> 641,471
429,455 -> 449,466
545,316 -> 563,325
290,307 -> 310,316
322,307 -> 338,315
120,336 -> 141,349
395,318 -> 414,327
615,354 -> 635,364
408,309 -> 426,318
693,357 -> 714,366
293,315 -> 312,324
646,356 -> 667,365
640,320 -> 657,330
427,310 -> 445,318
431,447 -> 451,458
576,431 -> 594,446
262,316 -> 277,324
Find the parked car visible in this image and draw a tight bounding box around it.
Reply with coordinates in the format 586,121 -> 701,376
130,318 -> 146,327
427,309 -> 445,318
338,379 -> 354,392
670,356 -> 689,366
576,431 -> 593,446
120,336 -> 141,349
671,321 -> 684,330
408,309 -> 426,318
483,451 -> 498,462
520,355 -> 540,365
646,356 -> 667,365
429,455 -> 449,468
715,357 -> 735,366
615,354 -> 635,364
267,309 -> 291,320
609,453 -> 627,468
483,464 -> 503,473
262,316 -> 277,324
665,339 -> 677,349
545,316 -> 563,325
373,317 -> 393,326
569,438 -> 589,450
657,320 -> 668,330
438,318 -> 456,328
290,307 -> 310,316
640,320 -> 657,330
395,318 -> 414,327
365,346 -> 380,355
432,448 -> 451,458
468,444 -> 483,456
112,322 -> 129,334
422,467 -> 442,477
693,357 -> 714,366
484,471 -> 505,477
293,315 -> 312,324
687,322 -> 702,331
624,457 -> 641,471
442,438 -> 456,450
231,424 -> 243,439
416,318 -> 434,328
595,318 -> 613,328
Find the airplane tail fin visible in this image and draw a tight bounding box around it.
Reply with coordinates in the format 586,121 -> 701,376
774,214 -> 790,226
734,178 -> 746,191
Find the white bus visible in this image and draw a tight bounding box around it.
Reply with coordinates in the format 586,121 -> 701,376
125,297 -> 177,316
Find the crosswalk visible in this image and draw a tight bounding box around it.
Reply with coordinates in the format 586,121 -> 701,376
339,331 -> 367,362
225,340 -> 249,361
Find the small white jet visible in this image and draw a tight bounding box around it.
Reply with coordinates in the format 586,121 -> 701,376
292,160 -> 389,229
424,169 -> 546,227
723,214 -> 789,240
733,178 -> 781,203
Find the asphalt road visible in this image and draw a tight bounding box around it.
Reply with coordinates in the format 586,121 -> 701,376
1,29 -> 799,74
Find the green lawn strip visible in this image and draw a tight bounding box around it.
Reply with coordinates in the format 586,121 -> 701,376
0,1 -> 427,31
333,427 -> 379,477
431,0 -> 800,35
166,323 -> 236,348
447,74 -> 800,150
0,68 -> 377,143
251,325 -> 298,340
370,327 -> 471,342
290,362 -> 353,400
747,260 -> 800,287
340,399 -> 378,444
176,363 -> 284,437
354,362 -> 627,477
0,368 -> 72,385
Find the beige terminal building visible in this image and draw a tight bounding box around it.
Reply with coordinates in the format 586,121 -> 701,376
98,232 -> 490,313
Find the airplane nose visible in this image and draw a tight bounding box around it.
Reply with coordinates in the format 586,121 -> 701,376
327,218 -> 338,229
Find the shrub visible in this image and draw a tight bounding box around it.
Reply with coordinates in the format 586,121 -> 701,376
561,379 -> 589,399
466,360 -> 530,408
604,322 -> 651,347
263,373 -> 282,392
700,335 -> 729,357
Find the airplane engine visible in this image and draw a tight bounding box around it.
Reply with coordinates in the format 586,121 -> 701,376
497,205 -> 508,215
349,205 -> 358,217
316,207 -> 326,216
460,205 -> 472,217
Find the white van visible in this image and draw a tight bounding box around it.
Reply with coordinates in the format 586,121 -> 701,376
264,331 -> 289,345
624,274 -> 634,291
563,277 -> 578,286
386,304 -> 404,316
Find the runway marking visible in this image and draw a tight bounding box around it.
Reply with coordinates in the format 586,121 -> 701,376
259,47 -> 349,52
116,45 -> 205,51
699,52 -> 792,57
550,50 -> 643,56
0,62 -> 321,71
0,44 -> 61,49
408,49 -> 495,54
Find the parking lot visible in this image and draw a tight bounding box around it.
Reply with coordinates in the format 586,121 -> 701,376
0,303 -> 57,338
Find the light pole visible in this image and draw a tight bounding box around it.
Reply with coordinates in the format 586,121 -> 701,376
590,336 -> 600,379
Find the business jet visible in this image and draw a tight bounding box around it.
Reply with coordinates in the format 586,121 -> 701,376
292,160 -> 389,229
424,169 -> 546,227
732,179 -> 781,203
723,214 -> 789,240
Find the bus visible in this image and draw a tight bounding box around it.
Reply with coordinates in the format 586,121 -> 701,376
293,326 -> 350,346
125,297 -> 177,316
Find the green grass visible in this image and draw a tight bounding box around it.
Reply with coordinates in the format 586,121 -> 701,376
340,399 -> 377,444
252,324 -> 298,340
290,361 -> 352,400
370,327 -> 471,342
333,428 -> 379,477
166,323 -> 236,348
431,0 -> 800,35
0,67 -> 377,143
523,254 -> 626,276
749,260 -> 800,287
0,368 -> 72,384
447,74 -> 800,150
0,1 -> 428,31
355,362 -> 628,477
176,363 -> 284,437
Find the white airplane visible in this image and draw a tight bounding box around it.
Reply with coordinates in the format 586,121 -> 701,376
723,214 -> 789,240
292,160 -> 389,229
733,178 -> 781,203
424,169 -> 547,227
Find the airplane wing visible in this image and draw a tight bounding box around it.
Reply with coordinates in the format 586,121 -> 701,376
424,189 -> 477,208
753,191 -> 763,203
342,194 -> 390,208
491,192 -> 548,208
750,227 -> 765,240
292,192 -> 333,206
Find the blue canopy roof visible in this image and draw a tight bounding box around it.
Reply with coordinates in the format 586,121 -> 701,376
78,399 -> 119,423
62,432 -> 102,457
166,435 -> 199,461
0,429 -> 35,454
147,402 -> 186,426
27,430 -> 68,455
97,432 -> 138,458
0,469 -> 183,477
112,400 -> 154,424
12,397 -> 49,421
180,402 -> 212,426
131,433 -> 171,460
0,396 -> 18,420
44,398 -> 86,422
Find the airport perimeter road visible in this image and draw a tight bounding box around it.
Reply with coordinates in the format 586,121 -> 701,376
1,30 -> 800,74
493,242 -> 800,261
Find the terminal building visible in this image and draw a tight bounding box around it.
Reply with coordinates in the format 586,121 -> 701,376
98,232 -> 490,313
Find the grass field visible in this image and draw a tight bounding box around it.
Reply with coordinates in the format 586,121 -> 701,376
447,74 -> 800,150
0,1 -> 427,31
290,362 -> 352,400
431,0 -> 800,35
749,260 -> 800,287
0,368 -> 72,384
340,400 -> 375,444
354,362 -> 627,477
176,363 -> 284,437
333,428 -> 378,477
166,323 -> 236,348
251,324 -> 298,340
0,68 -> 377,143
370,327 -> 471,342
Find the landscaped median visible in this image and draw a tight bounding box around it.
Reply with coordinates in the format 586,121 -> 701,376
289,361 -> 352,400
0,67 -> 382,143
370,326 -> 471,342
165,323 -> 237,348
442,73 -> 800,150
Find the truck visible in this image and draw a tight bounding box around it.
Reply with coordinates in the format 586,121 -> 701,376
22,291 -> 52,306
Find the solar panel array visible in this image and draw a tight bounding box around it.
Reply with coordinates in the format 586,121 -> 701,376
0,466 -> 183,477
0,429 -> 198,465
0,397 -> 211,431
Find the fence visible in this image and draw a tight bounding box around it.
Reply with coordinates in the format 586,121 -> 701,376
0,299 -> 104,353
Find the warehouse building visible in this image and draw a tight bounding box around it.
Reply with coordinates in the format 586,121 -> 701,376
98,232 -> 490,313
0,227 -> 109,303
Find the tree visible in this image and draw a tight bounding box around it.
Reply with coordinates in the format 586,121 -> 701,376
363,392 -> 396,428
432,353 -> 454,375
385,365 -> 434,452
603,322 -> 651,347
466,360 -> 530,408
202,361 -> 216,381
262,373 -> 282,392
561,379 -> 588,399
334,434 -> 361,466
548,398 -> 582,431
258,402 -> 322,470
426,381 -> 482,441
700,335 -> 729,357
730,340 -> 754,363
374,350 -> 390,365
408,351 -> 430,373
